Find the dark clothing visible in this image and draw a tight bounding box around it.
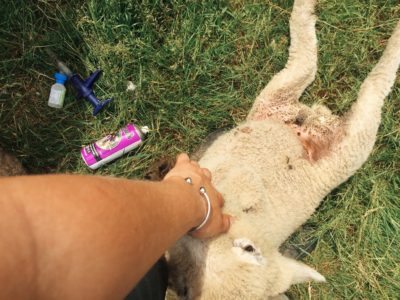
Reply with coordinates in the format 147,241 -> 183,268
125,258 -> 168,300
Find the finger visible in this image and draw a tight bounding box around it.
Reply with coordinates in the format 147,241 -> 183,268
216,192 -> 224,207
176,153 -> 190,164
220,214 -> 231,233
201,168 -> 212,180
190,161 -> 200,168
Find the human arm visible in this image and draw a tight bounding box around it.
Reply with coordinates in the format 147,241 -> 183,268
0,154 -> 231,299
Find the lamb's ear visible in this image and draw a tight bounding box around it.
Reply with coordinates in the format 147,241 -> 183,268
280,255 -> 326,284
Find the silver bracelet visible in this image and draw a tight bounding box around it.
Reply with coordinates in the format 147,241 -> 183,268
185,177 -> 212,232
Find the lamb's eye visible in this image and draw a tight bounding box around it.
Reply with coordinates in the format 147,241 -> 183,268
244,245 -> 255,252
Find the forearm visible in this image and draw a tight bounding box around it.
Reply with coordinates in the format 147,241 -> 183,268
0,175 -> 204,299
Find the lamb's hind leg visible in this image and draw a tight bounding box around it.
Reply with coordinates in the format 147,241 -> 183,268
248,0 -> 318,122
310,20 -> 400,195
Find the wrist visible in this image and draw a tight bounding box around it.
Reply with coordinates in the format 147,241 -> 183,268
189,186 -> 212,233
160,178 -> 206,230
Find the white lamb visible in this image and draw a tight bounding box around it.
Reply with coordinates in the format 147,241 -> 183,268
167,0 -> 400,299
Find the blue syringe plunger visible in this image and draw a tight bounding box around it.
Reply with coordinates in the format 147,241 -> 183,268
70,70 -> 112,116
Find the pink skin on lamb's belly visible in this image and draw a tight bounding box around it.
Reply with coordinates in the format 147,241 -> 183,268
250,104 -> 342,162
290,124 -> 332,161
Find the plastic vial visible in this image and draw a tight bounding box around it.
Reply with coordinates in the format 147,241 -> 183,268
48,72 -> 68,108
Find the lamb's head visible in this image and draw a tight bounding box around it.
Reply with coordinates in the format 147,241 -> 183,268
169,221 -> 325,300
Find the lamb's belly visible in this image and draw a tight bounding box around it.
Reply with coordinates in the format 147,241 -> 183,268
199,120 -> 306,178
198,120 -> 311,239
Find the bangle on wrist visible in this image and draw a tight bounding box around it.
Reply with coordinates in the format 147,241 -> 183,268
185,177 -> 212,232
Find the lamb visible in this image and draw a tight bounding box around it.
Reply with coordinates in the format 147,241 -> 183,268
166,0 -> 400,299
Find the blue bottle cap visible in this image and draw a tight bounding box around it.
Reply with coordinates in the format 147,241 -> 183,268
54,72 -> 68,84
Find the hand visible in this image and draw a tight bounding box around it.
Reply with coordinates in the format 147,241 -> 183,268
163,153 -> 231,239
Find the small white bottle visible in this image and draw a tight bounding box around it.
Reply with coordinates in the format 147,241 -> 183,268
48,72 -> 67,108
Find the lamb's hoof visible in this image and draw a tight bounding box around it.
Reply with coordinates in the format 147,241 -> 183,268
144,157 -> 176,181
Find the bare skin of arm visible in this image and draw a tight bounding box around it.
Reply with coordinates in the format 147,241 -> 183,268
0,154 -> 231,299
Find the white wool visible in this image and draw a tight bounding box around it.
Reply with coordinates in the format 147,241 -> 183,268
167,0 -> 400,299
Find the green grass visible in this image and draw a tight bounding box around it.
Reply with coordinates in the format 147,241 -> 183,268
1,0 -> 399,298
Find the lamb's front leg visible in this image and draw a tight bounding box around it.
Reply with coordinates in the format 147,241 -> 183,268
248,0 -> 318,121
